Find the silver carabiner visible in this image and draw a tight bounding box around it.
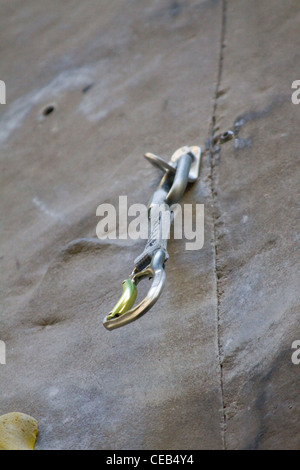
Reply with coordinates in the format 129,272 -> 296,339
103,249 -> 166,330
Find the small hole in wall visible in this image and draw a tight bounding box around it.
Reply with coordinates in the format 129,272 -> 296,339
42,104 -> 56,116
82,84 -> 93,94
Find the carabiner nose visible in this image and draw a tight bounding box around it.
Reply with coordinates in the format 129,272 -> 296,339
103,249 -> 166,331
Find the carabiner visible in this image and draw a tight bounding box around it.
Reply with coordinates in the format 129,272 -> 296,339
103,249 -> 166,330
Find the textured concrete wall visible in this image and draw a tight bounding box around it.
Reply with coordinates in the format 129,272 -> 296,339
0,0 -> 299,449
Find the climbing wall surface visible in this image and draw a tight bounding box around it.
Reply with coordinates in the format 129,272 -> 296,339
0,0 -> 299,450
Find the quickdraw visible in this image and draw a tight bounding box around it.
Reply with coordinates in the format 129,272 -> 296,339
103,145 -> 202,330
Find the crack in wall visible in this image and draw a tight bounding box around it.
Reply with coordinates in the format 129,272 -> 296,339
208,0 -> 228,450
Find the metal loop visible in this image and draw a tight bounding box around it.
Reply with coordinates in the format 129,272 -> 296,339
165,153 -> 193,205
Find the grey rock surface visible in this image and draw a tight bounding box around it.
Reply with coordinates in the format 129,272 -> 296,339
0,0 -> 299,450
214,0 -> 300,450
